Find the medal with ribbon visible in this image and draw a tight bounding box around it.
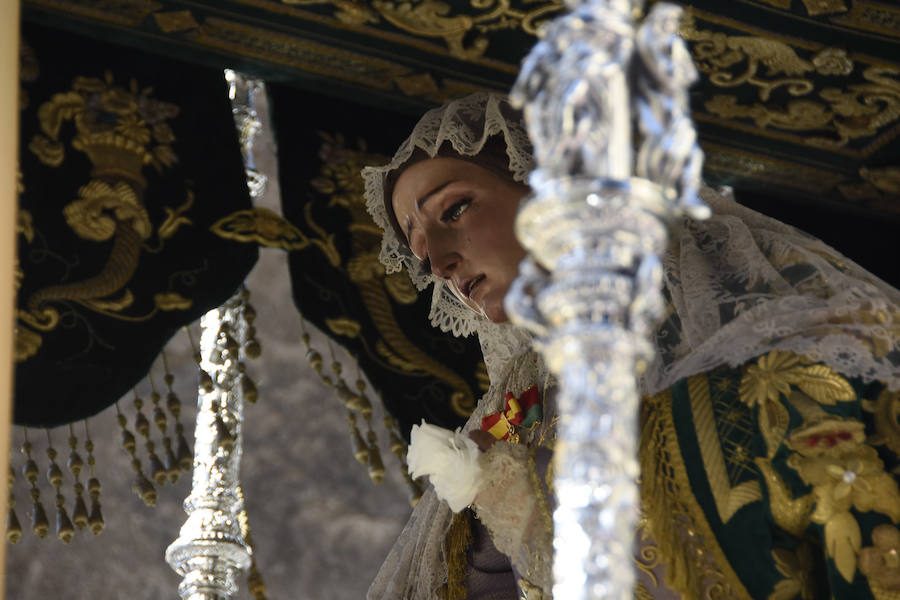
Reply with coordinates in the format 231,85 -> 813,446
480,384 -> 542,443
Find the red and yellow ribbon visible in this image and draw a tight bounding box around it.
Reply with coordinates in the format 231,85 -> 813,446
481,384 -> 542,441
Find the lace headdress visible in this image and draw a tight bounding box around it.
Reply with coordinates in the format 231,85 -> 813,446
362,92 -> 537,379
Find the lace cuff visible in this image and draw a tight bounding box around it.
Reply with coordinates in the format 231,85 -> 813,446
473,443 -> 554,597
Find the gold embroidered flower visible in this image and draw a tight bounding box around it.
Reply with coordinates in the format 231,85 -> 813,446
98,84 -> 138,115
858,524 -> 900,592
786,418 -> 866,457
769,544 -> 815,600
789,447 -> 900,524
152,122 -> 175,144
812,48 -> 853,76
740,350 -> 802,407
115,113 -> 151,145
740,350 -> 854,408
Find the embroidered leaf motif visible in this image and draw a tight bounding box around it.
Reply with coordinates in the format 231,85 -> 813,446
153,292 -> 192,311
824,511 -> 861,582
761,399 -> 791,457
794,365 -> 855,405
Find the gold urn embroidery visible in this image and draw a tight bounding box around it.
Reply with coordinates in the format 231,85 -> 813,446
17,71 -> 195,360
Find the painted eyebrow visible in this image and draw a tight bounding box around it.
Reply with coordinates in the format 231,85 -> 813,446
403,179 -> 459,243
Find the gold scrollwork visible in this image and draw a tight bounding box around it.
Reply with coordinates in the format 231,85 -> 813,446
282,0 -> 562,60
682,14 -> 900,150
210,206 -> 339,266
832,1 -> 900,39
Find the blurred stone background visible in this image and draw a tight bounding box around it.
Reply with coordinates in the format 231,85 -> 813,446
5,86 -> 412,600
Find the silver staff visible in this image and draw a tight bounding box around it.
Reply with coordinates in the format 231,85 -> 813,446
166,70 -> 266,600
507,2 -> 707,597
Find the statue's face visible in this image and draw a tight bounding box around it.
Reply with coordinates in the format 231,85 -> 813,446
392,157 -> 528,323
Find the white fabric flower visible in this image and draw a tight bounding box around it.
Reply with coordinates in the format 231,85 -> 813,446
407,421 -> 485,512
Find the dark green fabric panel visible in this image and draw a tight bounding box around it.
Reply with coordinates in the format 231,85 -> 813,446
15,21 -> 257,427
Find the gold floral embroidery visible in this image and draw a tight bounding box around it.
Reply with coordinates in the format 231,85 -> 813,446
787,444 -> 900,582
859,524 -> 900,596
17,71 -> 192,360
769,544 -> 815,600
863,389 -> 900,457
740,350 -> 856,408
786,416 -> 866,456
740,350 -> 853,457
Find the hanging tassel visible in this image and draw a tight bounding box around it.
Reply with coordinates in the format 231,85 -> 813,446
116,402 -> 156,506
45,430 -> 74,543
66,425 -> 88,531
242,292 -> 261,359
404,471 -> 424,507
241,373 -> 259,404
385,415 -> 423,507
348,414 -> 369,466
175,427 -> 192,473
83,421 -> 104,535
366,430 -> 385,484
244,325 -> 261,359
21,434 -> 48,538
441,511 -> 473,600
7,508 -> 22,545
7,463 -> 21,544
87,477 -> 104,535
187,326 -> 214,393
159,352 -> 183,483
54,494 -> 74,544
134,390 -> 167,486
164,346 -> 193,474
150,372 -> 178,482
30,492 -> 49,539
354,376 -> 374,420
235,484 -> 268,600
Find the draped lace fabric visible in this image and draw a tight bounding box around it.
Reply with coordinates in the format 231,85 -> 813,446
367,186 -> 900,600
474,443 -> 553,596
364,92 -> 900,599
361,92 -> 534,338
646,186 -> 900,395
368,333 -> 552,600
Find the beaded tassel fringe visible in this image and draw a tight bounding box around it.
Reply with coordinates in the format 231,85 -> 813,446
299,319 -> 423,506
8,423 -> 104,544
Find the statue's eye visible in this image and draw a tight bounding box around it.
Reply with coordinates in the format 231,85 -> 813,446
441,198 -> 472,223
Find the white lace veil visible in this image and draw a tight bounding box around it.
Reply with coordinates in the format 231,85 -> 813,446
363,93 -> 900,600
